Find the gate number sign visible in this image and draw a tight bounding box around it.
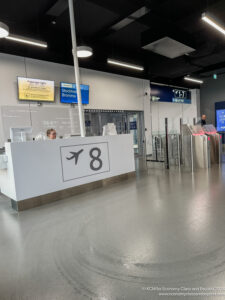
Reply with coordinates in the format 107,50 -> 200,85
60,142 -> 110,182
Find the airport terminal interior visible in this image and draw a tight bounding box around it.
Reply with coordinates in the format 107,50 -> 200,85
1,0 -> 225,299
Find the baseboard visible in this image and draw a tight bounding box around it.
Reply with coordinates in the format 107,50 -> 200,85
11,171 -> 136,211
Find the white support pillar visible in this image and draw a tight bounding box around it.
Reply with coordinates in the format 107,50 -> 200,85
68,0 -> 86,137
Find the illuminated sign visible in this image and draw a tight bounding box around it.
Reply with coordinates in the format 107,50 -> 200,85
18,77 -> 55,102
216,109 -> 225,131
151,84 -> 191,104
60,82 -> 89,104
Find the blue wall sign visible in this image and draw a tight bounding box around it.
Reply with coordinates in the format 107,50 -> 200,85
60,82 -> 89,104
85,120 -> 91,127
129,121 -> 137,130
150,84 -> 191,104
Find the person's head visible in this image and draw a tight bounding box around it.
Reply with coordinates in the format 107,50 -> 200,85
201,114 -> 206,121
46,129 -> 56,140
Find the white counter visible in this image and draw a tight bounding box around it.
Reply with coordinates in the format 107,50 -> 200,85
0,134 -> 135,203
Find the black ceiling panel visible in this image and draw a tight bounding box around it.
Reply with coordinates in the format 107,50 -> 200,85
0,0 -> 225,87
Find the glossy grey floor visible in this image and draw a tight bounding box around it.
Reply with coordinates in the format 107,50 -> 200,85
1,163 -> 225,300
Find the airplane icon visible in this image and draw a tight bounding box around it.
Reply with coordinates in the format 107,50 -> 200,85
66,149 -> 84,165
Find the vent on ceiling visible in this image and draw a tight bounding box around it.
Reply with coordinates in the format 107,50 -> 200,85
111,6 -> 149,31
46,0 -> 68,17
143,36 -> 195,59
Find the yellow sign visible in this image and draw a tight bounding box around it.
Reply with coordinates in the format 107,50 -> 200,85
18,77 -> 55,102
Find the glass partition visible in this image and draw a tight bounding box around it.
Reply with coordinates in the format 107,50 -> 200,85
84,110 -> 144,156
0,105 -> 81,145
0,106 -> 145,156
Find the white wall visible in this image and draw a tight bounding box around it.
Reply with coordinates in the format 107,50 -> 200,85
0,53 -> 200,155
0,53 -> 151,152
151,89 -> 200,134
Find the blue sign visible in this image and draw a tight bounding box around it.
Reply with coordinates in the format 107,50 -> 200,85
85,120 -> 91,127
150,84 -> 191,104
60,82 -> 89,104
129,121 -> 137,130
216,109 -> 225,131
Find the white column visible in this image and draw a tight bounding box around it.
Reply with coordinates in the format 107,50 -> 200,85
68,0 -> 85,137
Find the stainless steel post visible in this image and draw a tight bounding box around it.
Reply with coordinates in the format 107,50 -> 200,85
180,118 -> 183,164
165,118 -> 169,169
219,134 -> 221,165
177,134 -> 181,170
191,135 -> 194,172
68,0 -> 85,137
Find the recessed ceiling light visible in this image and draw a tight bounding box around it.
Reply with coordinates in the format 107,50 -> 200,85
77,46 -> 93,58
0,22 -> 9,38
184,76 -> 203,84
5,34 -> 47,48
107,59 -> 144,71
202,13 -> 225,36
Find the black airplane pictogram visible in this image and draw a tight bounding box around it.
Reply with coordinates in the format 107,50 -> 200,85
66,149 -> 84,165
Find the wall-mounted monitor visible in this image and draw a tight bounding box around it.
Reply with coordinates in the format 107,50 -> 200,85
18,77 -> 55,102
216,109 -> 225,132
60,82 -> 89,104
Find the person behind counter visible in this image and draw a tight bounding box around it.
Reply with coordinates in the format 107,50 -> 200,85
46,128 -> 57,140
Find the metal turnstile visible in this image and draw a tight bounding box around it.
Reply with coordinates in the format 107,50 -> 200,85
149,122 -> 221,171
182,124 -> 210,169
167,134 -> 180,167
203,124 -> 222,164
149,133 -> 180,168
151,135 -> 165,162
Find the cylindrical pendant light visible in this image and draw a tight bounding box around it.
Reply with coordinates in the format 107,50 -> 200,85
77,46 -> 93,58
0,22 -> 9,38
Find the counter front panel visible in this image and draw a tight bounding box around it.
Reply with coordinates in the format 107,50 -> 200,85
0,134 -> 135,202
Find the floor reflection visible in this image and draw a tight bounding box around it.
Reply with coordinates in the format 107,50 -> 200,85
1,162 -> 225,299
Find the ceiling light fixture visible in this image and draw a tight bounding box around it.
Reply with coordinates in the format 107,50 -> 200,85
202,13 -> 225,35
184,76 -> 203,84
0,22 -> 9,38
5,34 -> 47,48
77,46 -> 93,58
107,59 -> 144,71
